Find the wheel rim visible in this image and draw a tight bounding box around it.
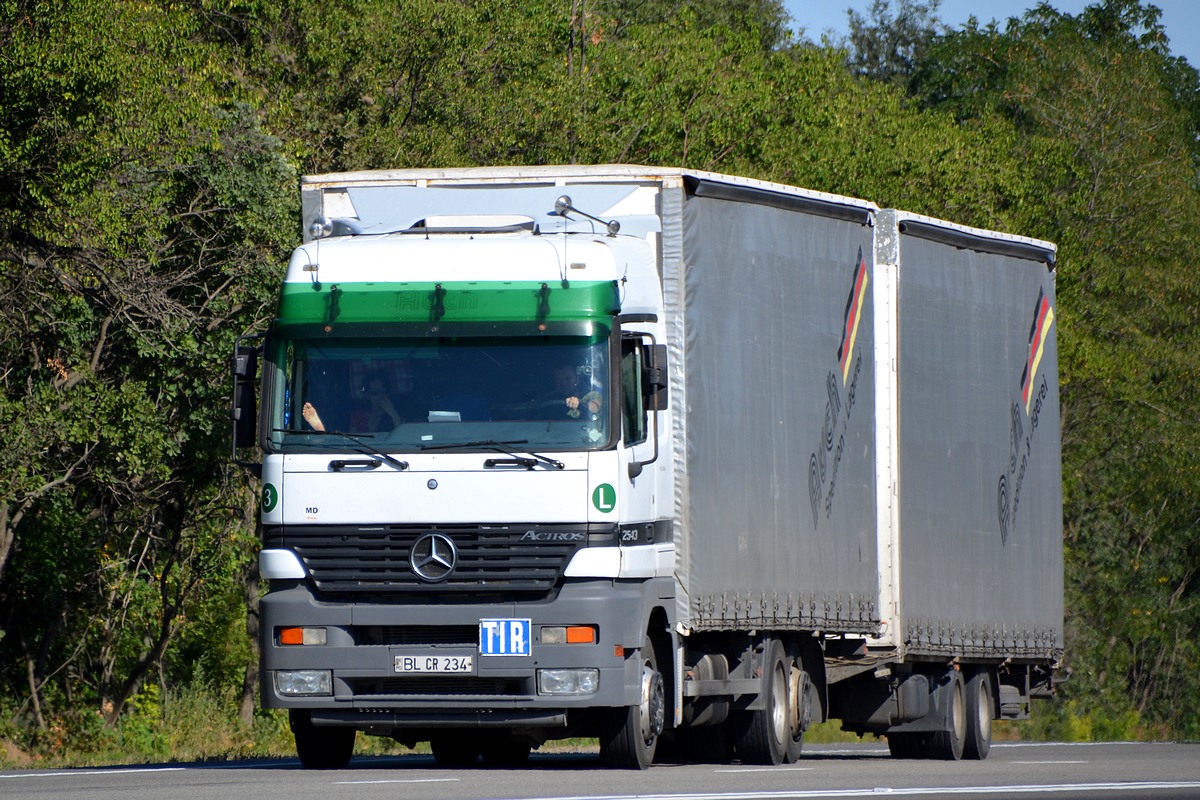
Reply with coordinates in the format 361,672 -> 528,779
787,661 -> 804,743
639,662 -> 665,744
951,676 -> 966,742
769,661 -> 788,746
974,679 -> 992,743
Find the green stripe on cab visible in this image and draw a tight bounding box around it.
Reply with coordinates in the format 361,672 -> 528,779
277,280 -> 621,326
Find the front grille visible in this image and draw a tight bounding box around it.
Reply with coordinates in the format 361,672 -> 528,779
276,524 -> 590,596
357,625 -> 478,646
348,677 -> 526,696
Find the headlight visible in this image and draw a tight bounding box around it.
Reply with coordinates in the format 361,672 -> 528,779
274,670 -> 332,696
537,668 -> 599,696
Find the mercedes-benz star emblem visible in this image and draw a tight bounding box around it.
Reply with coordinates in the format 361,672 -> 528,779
409,532 -> 457,582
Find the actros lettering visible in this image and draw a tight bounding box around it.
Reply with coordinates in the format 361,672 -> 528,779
520,531 -> 586,542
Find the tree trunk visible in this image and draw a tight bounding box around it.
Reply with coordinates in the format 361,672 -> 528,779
239,483 -> 261,725
24,653 -> 45,730
0,501 -> 13,586
239,559 -> 261,725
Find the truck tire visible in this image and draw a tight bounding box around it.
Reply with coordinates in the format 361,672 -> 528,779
784,644 -> 817,763
431,734 -> 482,767
735,638 -> 789,765
600,637 -> 664,769
289,710 -> 355,769
963,670 -> 993,760
926,669 -> 966,761
886,732 -> 928,759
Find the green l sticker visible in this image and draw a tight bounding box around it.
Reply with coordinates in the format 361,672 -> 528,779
592,483 -> 615,513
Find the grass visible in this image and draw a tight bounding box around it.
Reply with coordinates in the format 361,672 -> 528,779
0,681 -> 600,769
0,683 -> 294,769
0,684 -> 1178,770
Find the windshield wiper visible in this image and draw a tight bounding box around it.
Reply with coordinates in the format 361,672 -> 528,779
274,428 -> 409,471
420,439 -> 565,470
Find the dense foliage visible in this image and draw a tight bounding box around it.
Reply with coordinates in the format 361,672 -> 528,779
1,0 -> 1197,759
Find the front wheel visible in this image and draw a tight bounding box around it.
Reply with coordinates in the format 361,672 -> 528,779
289,710 -> 355,769
600,637 -> 665,769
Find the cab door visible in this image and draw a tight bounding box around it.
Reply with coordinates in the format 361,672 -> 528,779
618,331 -> 668,535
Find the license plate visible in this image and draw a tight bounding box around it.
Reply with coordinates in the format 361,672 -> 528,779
393,654 -> 474,674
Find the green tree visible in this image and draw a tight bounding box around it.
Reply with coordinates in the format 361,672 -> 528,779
0,0 -> 293,730
846,0 -> 947,84
4,0 -> 1199,757
913,0 -> 1200,736
207,0 -> 796,173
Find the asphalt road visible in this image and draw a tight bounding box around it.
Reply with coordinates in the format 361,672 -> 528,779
5,741 -> 1200,800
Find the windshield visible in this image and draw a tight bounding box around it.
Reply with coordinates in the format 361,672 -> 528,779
266,330 -> 612,452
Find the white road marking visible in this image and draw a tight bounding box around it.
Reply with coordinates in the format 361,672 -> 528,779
716,768 -> 815,773
0,767 -> 186,779
517,782 -> 1200,800
334,777 -> 461,785
991,741 -> 1161,748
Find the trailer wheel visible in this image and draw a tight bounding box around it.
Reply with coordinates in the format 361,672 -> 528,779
431,734 -> 482,767
963,670 -> 993,760
600,636 -> 664,769
784,650 -> 816,763
735,638 -> 789,765
289,710 -> 355,769
926,669 -> 966,761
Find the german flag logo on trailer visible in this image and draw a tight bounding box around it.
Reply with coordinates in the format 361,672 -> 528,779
1021,288 -> 1054,415
837,249 -> 869,385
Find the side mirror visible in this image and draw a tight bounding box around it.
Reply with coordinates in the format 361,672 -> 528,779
627,340 -> 668,481
644,344 -> 668,409
232,338 -> 262,453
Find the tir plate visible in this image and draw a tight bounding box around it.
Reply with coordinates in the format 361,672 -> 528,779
393,654 -> 474,674
480,618 -> 532,656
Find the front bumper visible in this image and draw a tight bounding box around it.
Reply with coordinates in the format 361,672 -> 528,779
260,576 -> 672,725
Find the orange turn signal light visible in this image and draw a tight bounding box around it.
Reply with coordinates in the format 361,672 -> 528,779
566,626 -> 596,644
541,625 -> 598,644
279,627 -> 326,646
